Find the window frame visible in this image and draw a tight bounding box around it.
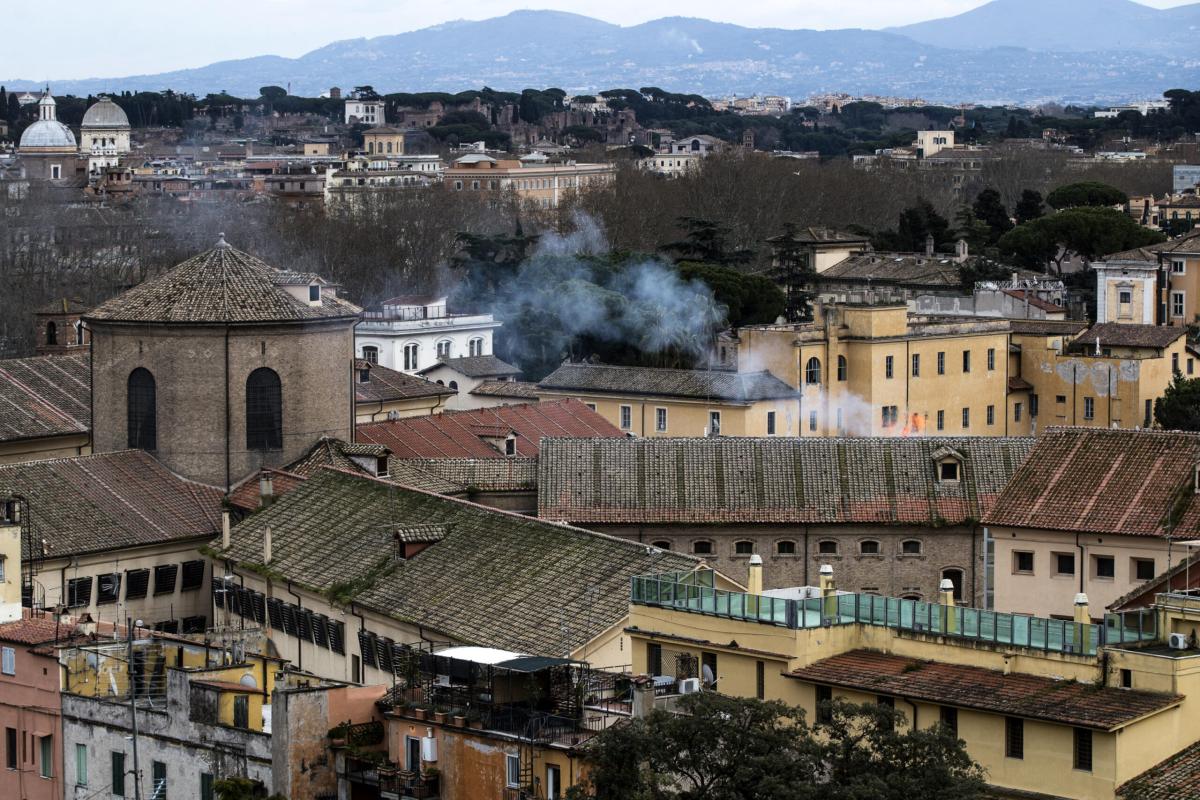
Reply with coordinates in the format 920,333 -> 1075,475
962,350 -> 971,373
859,540 -> 881,556
776,540 -> 797,556
619,404 -> 632,431
937,351 -> 945,375
246,367 -> 284,451
126,367 -> 157,451
911,353 -> 920,377
817,540 -> 838,555
506,754 -> 521,788
1133,558 -> 1155,582
1073,728 -> 1093,772
1094,554 -> 1115,580
692,540 -> 714,556
900,539 -> 922,555
734,540 -> 755,556
1013,551 -> 1034,574
361,345 -> 379,364
76,742 -> 87,787
804,356 -> 822,385
837,355 -> 847,382
884,355 -> 894,379
1005,717 -> 1024,759
655,407 -> 668,433
1,647 -> 14,676
1054,552 -> 1076,577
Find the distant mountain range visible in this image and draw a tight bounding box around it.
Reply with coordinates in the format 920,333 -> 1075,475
5,2 -> 1200,105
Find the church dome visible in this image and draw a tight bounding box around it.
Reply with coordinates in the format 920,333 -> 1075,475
82,97 -> 131,129
19,119 -> 77,150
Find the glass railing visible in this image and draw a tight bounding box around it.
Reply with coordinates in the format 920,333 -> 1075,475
631,572 -> 1160,657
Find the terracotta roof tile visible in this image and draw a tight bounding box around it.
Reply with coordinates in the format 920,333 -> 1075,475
469,380 -> 539,399
983,427 -> 1200,537
1070,323 -> 1184,351
789,650 -> 1181,731
418,355 -> 521,378
1119,739 -> 1200,798
0,616 -> 77,645
538,436 -> 1033,525
538,364 -> 797,402
0,353 -> 91,443
357,398 -> 622,459
354,361 -> 453,404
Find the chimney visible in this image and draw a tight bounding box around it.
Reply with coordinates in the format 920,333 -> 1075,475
263,526 -> 273,566
819,564 -> 835,597
1074,593 -> 1090,625
259,473 -> 274,508
747,554 -> 763,595
955,238 -> 969,263
925,234 -> 935,256
221,509 -> 231,550
77,613 -> 96,637
938,578 -> 956,608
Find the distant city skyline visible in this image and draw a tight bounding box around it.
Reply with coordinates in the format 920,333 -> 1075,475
4,0 -> 1194,84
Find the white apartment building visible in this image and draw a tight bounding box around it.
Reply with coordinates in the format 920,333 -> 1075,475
355,295 -> 502,373
344,98 -> 383,125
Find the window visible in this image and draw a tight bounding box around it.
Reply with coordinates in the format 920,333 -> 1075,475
469,337 -> 484,357
877,695 -> 895,709
1095,555 -> 1115,579
45,321 -> 57,345
152,761 -> 166,799
734,540 -> 754,555
181,560 -> 205,591
97,573 -> 120,604
76,743 -> 87,786
1030,394 -> 1039,417
1055,553 -> 1075,576
233,695 -> 250,728
1084,397 -> 1095,421
987,347 -> 995,371
651,540 -> 671,551
6,727 -> 16,769
201,773 -> 214,800
1005,717 -> 1024,759
1121,668 -> 1133,689
1014,402 -> 1023,422
901,540 -> 921,555
1134,558 -> 1155,582
1074,728 -> 1093,772
246,368 -> 283,450
805,357 -> 821,385
986,405 -> 995,426
1172,291 -> 1185,318
701,652 -> 717,687
647,643 -> 663,676
708,411 -> 721,436
0,647 -> 13,676
75,322 -> 85,345
936,410 -> 945,431
911,353 -> 920,377
808,411 -> 817,432
111,751 -> 125,796
506,754 -> 521,788
1173,259 -> 1186,274
937,351 -> 945,375
860,540 -> 881,555
961,407 -> 970,429
816,685 -> 833,723
1174,353 -> 1181,373
125,569 -> 150,599
127,368 -> 157,450
885,355 -> 894,379
962,350 -> 971,373
308,284 -> 320,302
619,405 -> 632,430
766,411 -> 776,436
67,576 -> 92,607
448,381 -> 458,391
692,540 -> 714,555
39,735 -> 51,778
881,405 -> 898,428
403,342 -> 419,370
361,345 -> 378,364
941,569 -> 965,602
940,706 -> 958,736
776,540 -> 796,555
435,340 -> 451,359
756,660 -> 765,699
1014,552 -> 1034,574
837,355 -> 847,381
154,564 -> 178,595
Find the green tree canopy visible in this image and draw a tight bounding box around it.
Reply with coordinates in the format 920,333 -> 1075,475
1155,372 -> 1200,431
659,217 -> 753,267
1014,189 -> 1045,224
1045,181 -> 1128,210
998,207 -> 1165,272
874,199 -> 953,253
971,188 -> 1013,244
677,263 -> 785,327
259,85 -> 287,101
570,694 -> 987,800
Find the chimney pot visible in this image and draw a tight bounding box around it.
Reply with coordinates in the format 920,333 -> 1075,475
221,510 -> 231,550
263,525 -> 273,565
747,554 -> 763,596
259,474 -> 275,508
1073,593 -> 1090,624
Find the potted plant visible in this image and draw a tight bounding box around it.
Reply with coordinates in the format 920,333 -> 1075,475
433,707 -> 450,724
420,765 -> 440,798
411,704 -> 429,721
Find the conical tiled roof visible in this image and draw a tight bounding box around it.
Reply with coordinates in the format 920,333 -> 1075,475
84,238 -> 361,324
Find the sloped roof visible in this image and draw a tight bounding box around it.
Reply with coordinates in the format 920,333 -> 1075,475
0,451 -> 221,558
0,353 -> 91,444
538,436 -> 1034,525
766,226 -> 871,245
219,468 -> 699,655
538,364 -> 797,402
469,380 -> 539,399
983,428 -> 1200,537
1118,739 -> 1200,799
1157,229 -> 1200,255
820,253 -> 963,285
357,398 -> 622,459
418,355 -> 521,379
1069,322 -> 1185,351
789,650 -> 1181,732
1102,246 -> 1158,263
84,241 -> 361,324
354,361 -> 453,404
0,615 -> 80,646
1000,289 -> 1063,313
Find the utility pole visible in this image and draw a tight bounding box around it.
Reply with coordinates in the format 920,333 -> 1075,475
127,616 -> 143,800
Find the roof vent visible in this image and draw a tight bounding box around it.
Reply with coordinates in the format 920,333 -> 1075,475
215,232 -> 231,250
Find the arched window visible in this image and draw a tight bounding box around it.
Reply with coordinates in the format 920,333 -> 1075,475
403,343 -> 419,371
837,355 -> 847,382
367,141 -> 374,154
776,540 -> 797,555
692,540 -> 714,556
805,357 -> 821,385
901,539 -> 922,555
246,368 -> 283,451
436,340 -> 452,359
859,540 -> 881,555
817,540 -> 838,555
127,368 -> 157,451
75,321 -> 85,346
361,345 -> 379,364
448,381 -> 458,391
651,540 -> 672,551
941,568 -> 965,602
468,337 -> 484,357
45,321 -> 57,346
734,540 -> 755,555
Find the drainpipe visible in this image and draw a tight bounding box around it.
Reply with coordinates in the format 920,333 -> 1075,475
1076,533 -> 1086,595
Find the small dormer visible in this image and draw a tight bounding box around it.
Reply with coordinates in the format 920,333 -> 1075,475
931,445 -> 965,483
358,364 -> 372,384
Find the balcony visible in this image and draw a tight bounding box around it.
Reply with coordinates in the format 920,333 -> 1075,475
631,571 -> 1158,657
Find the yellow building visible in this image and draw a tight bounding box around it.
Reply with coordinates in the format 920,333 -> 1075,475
625,564 -> 1199,800
536,363 -> 799,437
444,154 -> 615,209
362,126 -> 406,156
1096,229 -> 1200,326
1160,228 -> 1200,325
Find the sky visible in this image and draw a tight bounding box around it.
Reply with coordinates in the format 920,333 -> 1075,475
2,0 -> 1195,80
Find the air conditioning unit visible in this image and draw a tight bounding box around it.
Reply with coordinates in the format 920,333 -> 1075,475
678,678 -> 701,695
433,674 -> 451,687
1168,633 -> 1190,650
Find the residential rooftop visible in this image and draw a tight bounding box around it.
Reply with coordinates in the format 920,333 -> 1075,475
0,352 -> 90,444
354,360 -> 453,404
418,354 -> 521,378
538,364 -> 798,402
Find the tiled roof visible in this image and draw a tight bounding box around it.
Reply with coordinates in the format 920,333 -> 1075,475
538,364 -> 798,402
0,615 -> 78,645
220,468 -> 700,655
789,650 -> 1181,731
1008,319 -> 1088,336
394,458 -> 539,491
1069,322 -> 1184,351
983,428 -> 1200,537
354,361 -> 453,404
1109,552 -> 1200,611
766,227 -> 870,245
357,398 -> 622,459
469,380 -> 539,399
820,253 -> 963,286
0,451 -> 221,558
1000,289 -> 1063,313
1103,246 -> 1158,263
1118,739 -> 1200,799
538,436 -> 1034,525
1007,376 -> 1033,392
418,355 -> 521,379
35,298 -> 90,315
0,353 -> 91,443
84,242 -> 361,324
1157,229 -> 1200,255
